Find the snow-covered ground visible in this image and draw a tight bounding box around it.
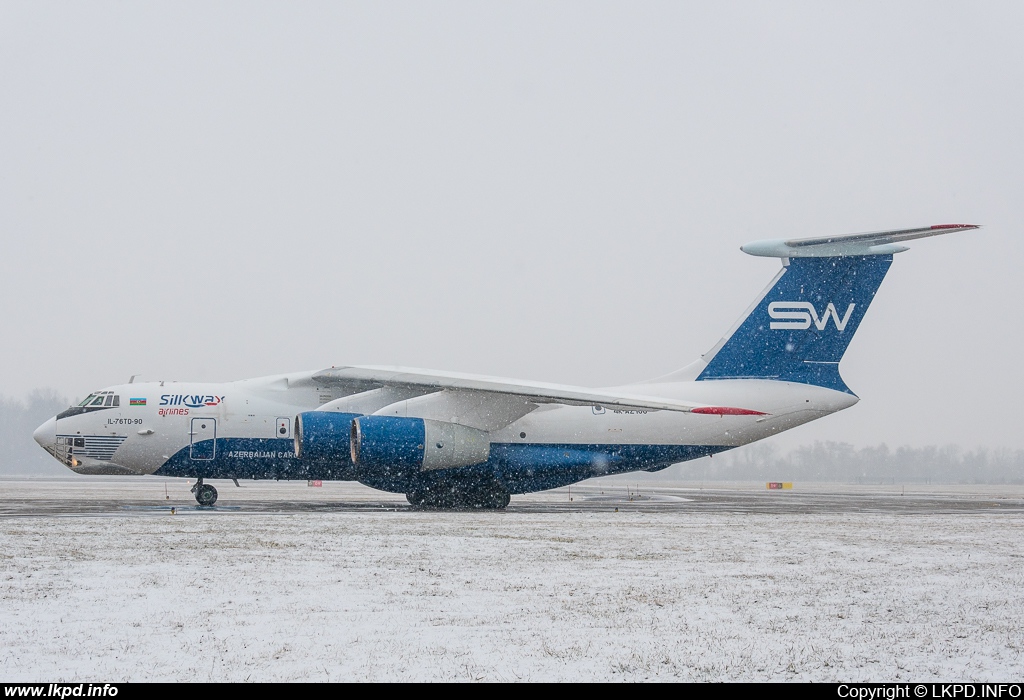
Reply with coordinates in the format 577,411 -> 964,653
1,478 -> 1022,681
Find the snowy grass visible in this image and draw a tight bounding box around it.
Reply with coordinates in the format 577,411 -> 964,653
1,483 -> 1022,681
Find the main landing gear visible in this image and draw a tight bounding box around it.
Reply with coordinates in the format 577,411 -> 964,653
191,478 -> 218,507
406,486 -> 511,510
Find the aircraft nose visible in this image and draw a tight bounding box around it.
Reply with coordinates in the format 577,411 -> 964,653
33,417 -> 56,449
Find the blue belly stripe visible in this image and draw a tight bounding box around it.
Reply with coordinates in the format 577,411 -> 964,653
153,437 -> 728,494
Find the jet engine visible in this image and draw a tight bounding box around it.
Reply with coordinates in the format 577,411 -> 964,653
294,411 -> 362,467
351,416 -> 491,471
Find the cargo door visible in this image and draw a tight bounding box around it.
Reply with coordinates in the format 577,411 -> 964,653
190,418 -> 217,460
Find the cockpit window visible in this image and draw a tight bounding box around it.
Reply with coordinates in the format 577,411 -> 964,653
58,391 -> 119,421
76,393 -> 118,406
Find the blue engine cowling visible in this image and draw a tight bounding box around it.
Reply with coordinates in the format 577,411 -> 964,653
351,416 -> 491,472
350,416 -> 425,472
294,412 -> 362,470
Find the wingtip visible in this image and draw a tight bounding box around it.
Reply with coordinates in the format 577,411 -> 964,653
931,224 -> 980,230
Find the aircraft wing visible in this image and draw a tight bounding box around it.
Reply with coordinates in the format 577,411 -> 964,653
310,365 -> 741,415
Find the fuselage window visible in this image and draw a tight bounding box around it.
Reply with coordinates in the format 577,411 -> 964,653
90,396 -> 105,406
112,396 -> 119,407
104,395 -> 114,407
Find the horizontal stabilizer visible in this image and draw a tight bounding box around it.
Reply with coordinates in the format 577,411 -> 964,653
741,224 -> 978,258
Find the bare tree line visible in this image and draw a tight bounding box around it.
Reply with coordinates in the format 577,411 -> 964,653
0,390 -> 70,475
673,441 -> 1024,484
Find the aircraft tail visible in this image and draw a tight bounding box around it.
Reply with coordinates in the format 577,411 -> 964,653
695,224 -> 977,393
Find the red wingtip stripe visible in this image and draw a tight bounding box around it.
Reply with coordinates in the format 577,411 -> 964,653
931,224 -> 979,230
691,407 -> 767,416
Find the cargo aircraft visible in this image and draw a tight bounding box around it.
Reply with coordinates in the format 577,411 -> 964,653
33,225 -> 976,508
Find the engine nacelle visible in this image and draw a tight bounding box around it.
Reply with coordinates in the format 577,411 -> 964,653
294,411 -> 362,466
351,416 -> 491,471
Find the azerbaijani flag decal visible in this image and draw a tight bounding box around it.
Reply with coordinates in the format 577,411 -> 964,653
129,398 -> 146,406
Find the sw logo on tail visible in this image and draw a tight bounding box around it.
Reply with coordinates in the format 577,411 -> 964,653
768,302 -> 856,331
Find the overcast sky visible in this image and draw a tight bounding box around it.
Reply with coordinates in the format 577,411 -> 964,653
1,2 -> 1022,450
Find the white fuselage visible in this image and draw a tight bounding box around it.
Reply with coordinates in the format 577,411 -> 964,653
33,370 -> 856,479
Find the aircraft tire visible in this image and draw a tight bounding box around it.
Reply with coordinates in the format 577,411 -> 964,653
479,489 -> 511,509
406,485 -> 509,510
196,484 -> 218,507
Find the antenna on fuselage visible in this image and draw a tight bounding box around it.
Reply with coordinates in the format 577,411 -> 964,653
129,375 -> 139,384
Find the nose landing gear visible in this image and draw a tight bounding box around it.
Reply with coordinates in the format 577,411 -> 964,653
191,478 -> 218,507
